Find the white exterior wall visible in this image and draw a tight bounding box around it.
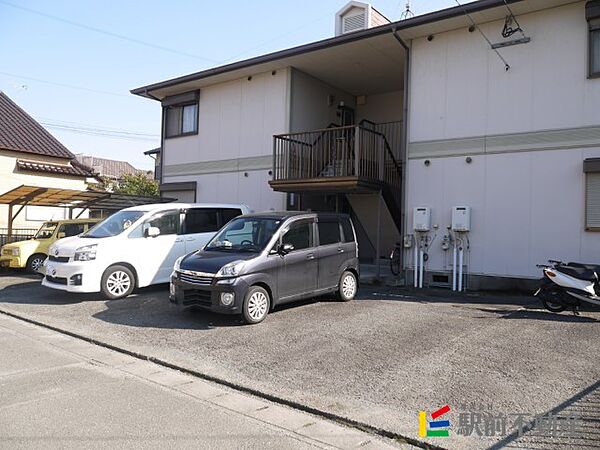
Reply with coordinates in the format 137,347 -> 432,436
0,150 -> 88,229
356,90 -> 403,124
289,69 -> 355,132
406,1 -> 600,279
409,2 -> 599,141
162,68 -> 289,211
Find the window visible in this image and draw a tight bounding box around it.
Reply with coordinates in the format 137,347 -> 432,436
318,220 -> 341,246
165,103 -> 198,137
183,209 -> 219,234
34,222 -> 57,239
586,172 -> 600,230
281,221 -> 313,251
145,211 -> 180,236
584,158 -> 600,229
588,1 -> 600,77
341,217 -> 355,243
87,211 -> 144,238
220,208 -> 243,226
58,223 -> 85,237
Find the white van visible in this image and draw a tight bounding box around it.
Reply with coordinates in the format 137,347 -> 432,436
41,203 -> 250,299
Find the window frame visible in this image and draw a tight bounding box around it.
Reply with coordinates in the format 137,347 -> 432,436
162,91 -> 199,139
588,2 -> 600,79
584,158 -> 600,231
589,21 -> 600,79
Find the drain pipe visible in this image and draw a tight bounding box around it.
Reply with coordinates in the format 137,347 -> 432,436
392,27 -> 411,286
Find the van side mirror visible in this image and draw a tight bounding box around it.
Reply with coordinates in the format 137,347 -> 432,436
278,243 -> 294,255
145,226 -> 161,238
57,232 -> 66,239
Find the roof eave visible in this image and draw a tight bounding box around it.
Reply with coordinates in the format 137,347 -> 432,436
130,0 -> 525,100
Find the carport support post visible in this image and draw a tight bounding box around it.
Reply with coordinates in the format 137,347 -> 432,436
376,192 -> 382,278
7,204 -> 13,240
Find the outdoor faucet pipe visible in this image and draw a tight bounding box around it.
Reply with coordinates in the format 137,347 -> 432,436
458,238 -> 464,292
414,235 -> 419,288
452,241 -> 457,291
419,245 -> 424,288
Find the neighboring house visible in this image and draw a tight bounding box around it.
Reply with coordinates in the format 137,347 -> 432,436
144,147 -> 161,181
0,91 -> 97,230
132,0 -> 600,289
75,154 -> 152,181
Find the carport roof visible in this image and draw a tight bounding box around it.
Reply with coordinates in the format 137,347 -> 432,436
0,185 -> 175,211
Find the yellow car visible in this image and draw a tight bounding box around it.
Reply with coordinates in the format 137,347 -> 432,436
0,218 -> 100,273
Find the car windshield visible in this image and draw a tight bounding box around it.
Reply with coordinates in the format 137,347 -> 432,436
82,210 -> 145,238
206,217 -> 282,253
34,222 -> 58,239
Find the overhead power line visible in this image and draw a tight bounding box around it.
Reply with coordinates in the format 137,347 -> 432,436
0,71 -> 131,98
0,0 -> 220,63
36,118 -> 159,142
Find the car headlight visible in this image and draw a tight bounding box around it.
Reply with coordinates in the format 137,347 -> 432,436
74,244 -> 97,261
216,260 -> 245,278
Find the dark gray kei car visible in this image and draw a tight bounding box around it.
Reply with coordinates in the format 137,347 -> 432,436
169,211 -> 359,324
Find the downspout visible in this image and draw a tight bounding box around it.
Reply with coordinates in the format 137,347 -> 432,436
392,27 -> 411,284
144,88 -> 166,193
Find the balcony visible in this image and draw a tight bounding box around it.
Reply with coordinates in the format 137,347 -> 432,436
270,122 -> 402,195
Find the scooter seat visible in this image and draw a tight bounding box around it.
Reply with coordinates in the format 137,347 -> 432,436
557,265 -> 598,282
567,262 -> 600,273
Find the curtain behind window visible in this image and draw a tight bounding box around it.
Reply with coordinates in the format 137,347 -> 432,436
182,104 -> 198,133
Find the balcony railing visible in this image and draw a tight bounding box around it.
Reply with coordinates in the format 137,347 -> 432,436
272,123 -> 402,195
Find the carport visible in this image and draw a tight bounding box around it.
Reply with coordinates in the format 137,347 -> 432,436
0,185 -> 175,239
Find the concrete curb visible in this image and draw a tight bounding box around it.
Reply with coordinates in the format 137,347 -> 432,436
0,307 -> 445,450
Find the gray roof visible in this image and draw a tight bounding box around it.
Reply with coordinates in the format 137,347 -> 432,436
0,91 -> 74,159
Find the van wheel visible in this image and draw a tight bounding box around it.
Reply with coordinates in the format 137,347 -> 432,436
26,254 -> 46,274
242,286 -> 270,324
101,265 -> 135,299
338,271 -> 357,301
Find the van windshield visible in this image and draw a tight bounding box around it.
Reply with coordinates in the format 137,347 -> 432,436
34,222 -> 57,239
82,210 -> 145,238
206,217 -> 282,253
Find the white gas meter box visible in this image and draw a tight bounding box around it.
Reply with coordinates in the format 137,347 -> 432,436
413,207 -> 431,232
452,206 -> 471,231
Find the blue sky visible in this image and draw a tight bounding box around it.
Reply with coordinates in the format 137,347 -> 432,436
0,0 -> 475,170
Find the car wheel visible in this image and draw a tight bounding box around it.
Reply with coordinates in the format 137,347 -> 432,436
242,286 -> 270,324
26,254 -> 46,274
101,265 -> 135,299
338,270 -> 357,301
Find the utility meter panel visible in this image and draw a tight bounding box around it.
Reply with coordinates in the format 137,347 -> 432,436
413,207 -> 431,232
452,206 -> 471,231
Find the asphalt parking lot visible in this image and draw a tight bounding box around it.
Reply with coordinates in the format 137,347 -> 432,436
0,272 -> 599,450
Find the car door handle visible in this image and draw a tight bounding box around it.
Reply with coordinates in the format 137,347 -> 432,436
185,237 -> 195,241
307,253 -> 315,260
337,248 -> 344,253
175,238 -> 184,242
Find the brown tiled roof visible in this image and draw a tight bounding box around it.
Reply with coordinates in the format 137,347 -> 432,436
75,154 -> 147,179
16,159 -> 95,177
0,91 -> 74,159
